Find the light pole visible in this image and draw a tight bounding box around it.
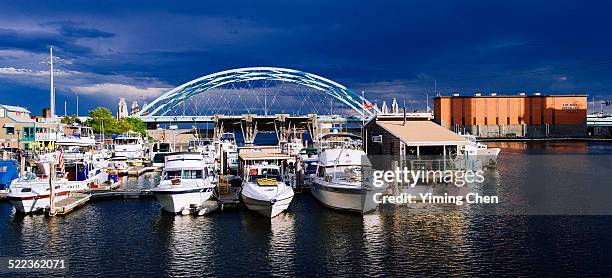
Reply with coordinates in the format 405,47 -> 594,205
16,129 -> 21,151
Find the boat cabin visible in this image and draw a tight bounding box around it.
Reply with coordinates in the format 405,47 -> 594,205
238,149 -> 291,178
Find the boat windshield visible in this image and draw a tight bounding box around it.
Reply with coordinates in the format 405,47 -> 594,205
154,143 -> 171,152
248,174 -> 282,183
327,166 -> 372,183
163,169 -> 204,180
18,172 -> 38,182
114,138 -> 140,145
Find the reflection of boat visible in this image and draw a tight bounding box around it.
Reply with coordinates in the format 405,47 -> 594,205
151,153 -> 216,214
311,133 -> 384,214
241,164 -> 294,218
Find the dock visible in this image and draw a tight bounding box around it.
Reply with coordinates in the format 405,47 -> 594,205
216,175 -> 241,210
54,193 -> 91,215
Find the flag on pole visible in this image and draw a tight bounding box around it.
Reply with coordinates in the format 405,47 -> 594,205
58,148 -> 65,177
362,99 -> 374,110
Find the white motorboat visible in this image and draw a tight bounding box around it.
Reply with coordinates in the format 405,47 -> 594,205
7,165 -> 94,214
461,134 -> 501,167
310,133 -> 384,214
112,132 -> 146,163
151,152 -> 217,214
241,164 -> 294,218
188,139 -> 217,166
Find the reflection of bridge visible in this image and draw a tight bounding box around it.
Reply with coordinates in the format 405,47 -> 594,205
136,67 -> 379,143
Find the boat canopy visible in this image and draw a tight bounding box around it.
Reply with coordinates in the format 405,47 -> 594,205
0,160 -> 19,189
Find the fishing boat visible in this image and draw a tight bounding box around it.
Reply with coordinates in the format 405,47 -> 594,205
241,163 -> 294,218
151,152 -> 217,214
310,133 -> 384,214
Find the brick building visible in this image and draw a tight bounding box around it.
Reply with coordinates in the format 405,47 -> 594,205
433,94 -> 587,138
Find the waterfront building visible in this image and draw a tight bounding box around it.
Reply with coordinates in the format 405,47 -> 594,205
0,104 -> 35,150
364,114 -> 468,158
0,104 -> 63,151
587,114 -> 612,138
433,93 -> 587,138
117,98 -> 129,119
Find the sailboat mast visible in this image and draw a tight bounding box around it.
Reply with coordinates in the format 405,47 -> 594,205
50,47 -> 55,119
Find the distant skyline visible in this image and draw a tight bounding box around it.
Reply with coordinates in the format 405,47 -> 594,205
1,0 -> 612,115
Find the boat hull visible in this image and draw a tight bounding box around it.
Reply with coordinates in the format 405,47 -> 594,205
152,187 -> 214,213
310,182 -> 381,214
8,192 -> 70,213
477,148 -> 501,167
241,194 -> 293,218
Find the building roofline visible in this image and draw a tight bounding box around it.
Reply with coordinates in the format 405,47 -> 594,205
434,94 -> 588,98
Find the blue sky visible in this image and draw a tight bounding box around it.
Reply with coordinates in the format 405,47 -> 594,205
1,0 -> 612,115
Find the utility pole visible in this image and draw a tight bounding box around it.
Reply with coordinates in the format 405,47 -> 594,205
76,94 -> 79,117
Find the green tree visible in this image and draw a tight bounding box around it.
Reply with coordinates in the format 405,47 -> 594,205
61,115 -> 82,125
85,107 -> 118,134
85,107 -> 147,137
125,117 -> 146,136
116,118 -> 132,134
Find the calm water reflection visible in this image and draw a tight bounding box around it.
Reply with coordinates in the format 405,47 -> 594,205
1,142 -> 612,277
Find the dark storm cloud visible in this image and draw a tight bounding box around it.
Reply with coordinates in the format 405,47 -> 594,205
41,21 -> 115,39
0,27 -> 92,55
1,0 -> 612,112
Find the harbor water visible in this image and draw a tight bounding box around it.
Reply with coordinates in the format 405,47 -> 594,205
1,141 -> 612,277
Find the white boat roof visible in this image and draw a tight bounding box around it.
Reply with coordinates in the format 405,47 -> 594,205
318,149 -> 370,166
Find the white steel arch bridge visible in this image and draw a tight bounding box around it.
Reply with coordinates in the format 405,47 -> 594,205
136,67 -> 379,122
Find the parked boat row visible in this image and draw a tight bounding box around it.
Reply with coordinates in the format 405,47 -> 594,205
1,123 -> 501,218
